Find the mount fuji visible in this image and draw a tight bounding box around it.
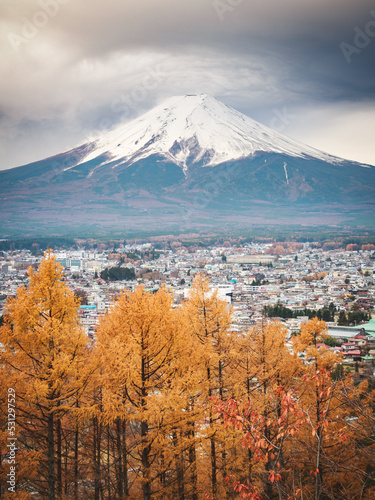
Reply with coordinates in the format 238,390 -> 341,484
78,94 -> 340,171
0,94 -> 374,236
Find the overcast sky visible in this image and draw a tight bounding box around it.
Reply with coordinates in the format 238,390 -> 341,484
0,0 -> 374,170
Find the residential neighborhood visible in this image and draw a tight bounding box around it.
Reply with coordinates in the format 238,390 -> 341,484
1,240 -> 374,373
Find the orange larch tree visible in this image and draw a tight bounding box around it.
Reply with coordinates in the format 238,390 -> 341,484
96,285 -> 186,500
217,320 -> 302,500
0,251 -> 91,500
291,318 -> 371,499
180,273 -> 234,499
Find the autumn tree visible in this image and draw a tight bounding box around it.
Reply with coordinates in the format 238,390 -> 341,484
221,320 -> 302,499
96,285 -> 191,500
180,274 -> 234,499
346,244 -> 359,252
216,386 -> 306,500
216,318 -> 375,499
290,318 -> 372,499
291,318 -> 336,497
0,251 -> 91,500
348,378 -> 375,491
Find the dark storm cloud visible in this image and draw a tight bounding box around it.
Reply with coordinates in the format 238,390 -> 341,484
0,0 -> 374,168
43,0 -> 374,100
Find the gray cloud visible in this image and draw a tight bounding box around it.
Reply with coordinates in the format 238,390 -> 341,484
0,0 -> 374,169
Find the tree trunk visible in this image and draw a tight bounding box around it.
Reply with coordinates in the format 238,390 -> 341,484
74,421 -> 79,500
116,418 -> 123,499
47,411 -> 56,500
314,364 -> 323,500
206,364 -> 217,498
210,437 -> 217,498
122,419 -> 129,497
188,423 -> 198,500
93,416 -> 102,500
107,424 -> 111,500
315,396 -> 323,500
97,418 -> 103,500
56,416 -> 62,498
160,449 -> 166,487
141,420 -> 151,500
173,431 -> 185,500
64,441 -> 68,496
141,342 -> 151,500
248,449 -> 252,481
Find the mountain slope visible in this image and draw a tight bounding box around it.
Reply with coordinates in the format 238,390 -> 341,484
0,94 -> 374,236
76,94 -> 342,172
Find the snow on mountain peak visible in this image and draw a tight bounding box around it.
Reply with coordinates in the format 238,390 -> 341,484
81,94 -> 339,171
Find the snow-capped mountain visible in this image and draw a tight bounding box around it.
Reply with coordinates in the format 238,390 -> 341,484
0,94 -> 374,236
78,94 -> 339,173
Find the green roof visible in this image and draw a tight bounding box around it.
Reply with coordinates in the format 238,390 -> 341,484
352,318 -> 375,335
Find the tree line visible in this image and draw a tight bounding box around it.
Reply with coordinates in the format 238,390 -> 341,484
338,310 -> 371,326
100,266 -> 135,282
0,238 -> 76,252
263,303 -> 337,322
1,253 -> 374,499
